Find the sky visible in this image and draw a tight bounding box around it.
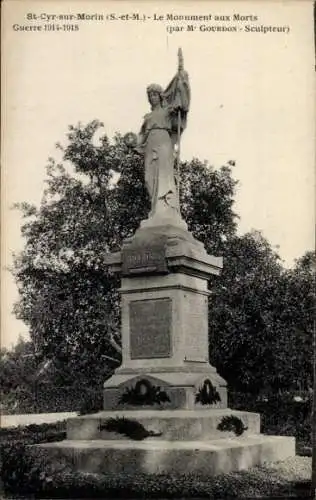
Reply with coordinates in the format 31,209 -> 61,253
1,0 -> 315,348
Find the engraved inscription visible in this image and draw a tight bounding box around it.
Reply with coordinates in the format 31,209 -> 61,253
122,246 -> 168,275
130,298 -> 172,359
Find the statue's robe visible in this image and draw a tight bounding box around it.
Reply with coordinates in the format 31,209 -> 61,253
138,71 -> 190,217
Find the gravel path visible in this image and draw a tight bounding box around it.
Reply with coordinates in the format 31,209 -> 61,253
260,456 -> 312,481
220,456 -> 312,498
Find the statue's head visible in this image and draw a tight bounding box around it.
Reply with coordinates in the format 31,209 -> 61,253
147,83 -> 164,108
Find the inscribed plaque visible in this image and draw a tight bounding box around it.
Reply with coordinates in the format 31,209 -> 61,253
130,298 -> 172,359
122,245 -> 168,276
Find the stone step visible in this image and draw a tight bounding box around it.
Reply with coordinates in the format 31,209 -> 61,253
34,435 -> 295,476
67,409 -> 260,441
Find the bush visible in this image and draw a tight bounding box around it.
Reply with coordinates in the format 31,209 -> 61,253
78,390 -> 103,415
0,421 -> 67,495
229,391 -> 312,453
2,385 -> 103,414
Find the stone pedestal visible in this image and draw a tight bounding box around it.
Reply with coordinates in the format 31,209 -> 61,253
103,223 -> 227,410
35,221 -> 296,477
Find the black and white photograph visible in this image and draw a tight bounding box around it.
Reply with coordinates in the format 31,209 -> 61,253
1,0 -> 315,498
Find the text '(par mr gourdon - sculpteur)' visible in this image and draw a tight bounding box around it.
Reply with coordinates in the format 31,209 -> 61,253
125,48 -> 190,226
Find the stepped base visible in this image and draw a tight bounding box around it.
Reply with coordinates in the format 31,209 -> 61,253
103,370 -> 228,410
67,409 -> 260,441
35,435 -> 295,476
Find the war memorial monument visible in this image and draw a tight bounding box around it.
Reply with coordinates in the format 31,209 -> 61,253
38,49 -> 295,476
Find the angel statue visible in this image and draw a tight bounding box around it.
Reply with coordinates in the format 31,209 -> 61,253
125,48 -> 190,223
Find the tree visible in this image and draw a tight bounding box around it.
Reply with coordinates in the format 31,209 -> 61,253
0,337 -> 39,412
0,337 -> 38,392
280,252 -> 315,391
209,236 -> 314,394
11,119 -> 313,398
208,231 -> 284,392
12,120 -> 238,387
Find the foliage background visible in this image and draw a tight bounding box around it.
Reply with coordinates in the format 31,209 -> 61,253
1,121 -> 314,414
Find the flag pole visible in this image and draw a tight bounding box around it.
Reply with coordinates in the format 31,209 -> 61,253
176,109 -> 181,206
176,48 -> 183,207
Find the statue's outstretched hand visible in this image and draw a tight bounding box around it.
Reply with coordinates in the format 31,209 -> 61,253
123,132 -> 137,148
123,132 -> 144,155
134,145 -> 144,156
